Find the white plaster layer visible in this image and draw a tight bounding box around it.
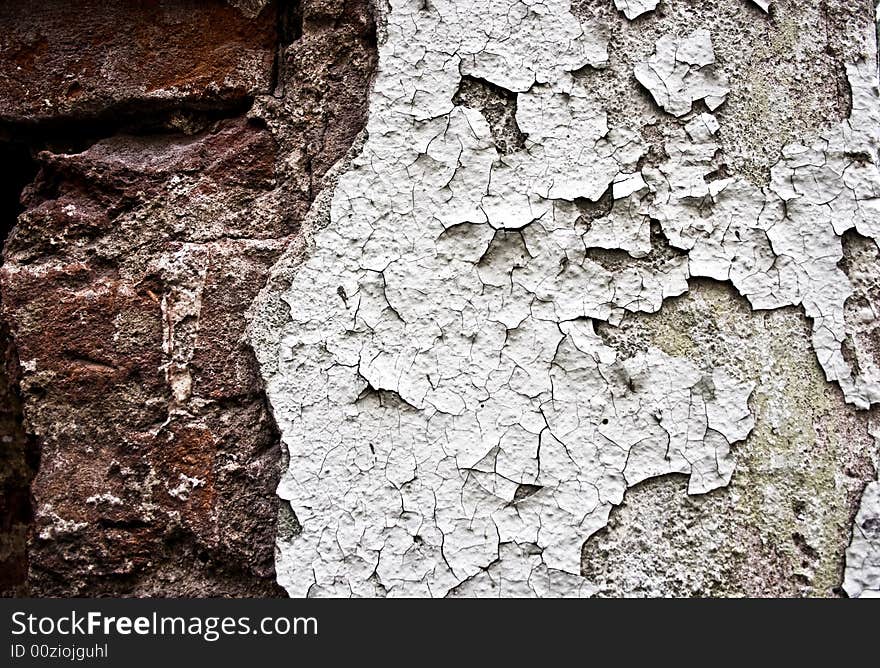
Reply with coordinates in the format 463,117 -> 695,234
844,423 -> 880,598
251,0 -> 880,596
613,0 -> 658,20
844,479 -> 880,597
633,30 -> 730,117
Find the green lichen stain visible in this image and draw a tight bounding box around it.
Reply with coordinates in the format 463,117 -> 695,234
602,281 -> 873,596
734,14 -> 798,186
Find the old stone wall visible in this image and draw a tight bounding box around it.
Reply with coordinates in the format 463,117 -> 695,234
0,0 -> 377,596
1,0 -> 879,598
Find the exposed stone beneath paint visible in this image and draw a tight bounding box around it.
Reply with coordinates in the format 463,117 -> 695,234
0,0 -> 377,596
586,281 -> 876,597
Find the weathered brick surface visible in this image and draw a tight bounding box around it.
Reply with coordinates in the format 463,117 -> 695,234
0,0 -> 377,596
0,0 -> 277,124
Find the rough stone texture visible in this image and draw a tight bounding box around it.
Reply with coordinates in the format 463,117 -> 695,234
250,0 -> 880,597
0,0 -> 377,596
0,0 -> 276,125
228,0 -> 274,18
844,475 -> 880,597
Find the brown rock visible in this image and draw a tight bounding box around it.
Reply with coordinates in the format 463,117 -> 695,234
0,0 -> 377,596
0,0 -> 277,124
1,123 -> 288,594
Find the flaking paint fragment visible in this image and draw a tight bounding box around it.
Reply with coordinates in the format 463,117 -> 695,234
844,480 -> 880,597
844,424 -> 880,598
613,0 -> 659,21
642,57 -> 880,408
634,30 -> 730,118
251,0 -> 880,596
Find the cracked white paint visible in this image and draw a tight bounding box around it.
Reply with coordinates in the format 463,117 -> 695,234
639,54 -> 880,409
251,0 -> 880,596
634,30 -> 730,118
845,480 -> 880,597
613,0 -> 658,20
844,424 -> 880,598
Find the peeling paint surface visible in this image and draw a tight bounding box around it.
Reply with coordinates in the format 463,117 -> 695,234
252,0 -> 880,596
634,30 -> 729,117
613,0 -> 658,20
845,481 -> 880,597
844,424 -> 880,597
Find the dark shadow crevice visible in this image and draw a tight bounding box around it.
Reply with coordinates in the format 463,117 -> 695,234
0,140 -> 38,596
